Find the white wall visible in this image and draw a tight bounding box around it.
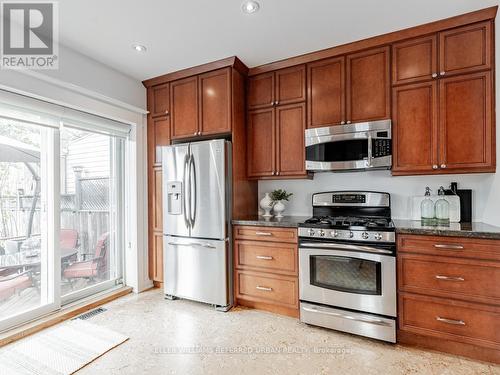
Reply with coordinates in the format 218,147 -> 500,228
259,21 -> 500,227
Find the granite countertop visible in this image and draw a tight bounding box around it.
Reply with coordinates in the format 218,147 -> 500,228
232,215 -> 309,228
232,216 -> 500,240
393,219 -> 500,240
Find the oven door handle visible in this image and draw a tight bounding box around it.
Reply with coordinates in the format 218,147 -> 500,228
300,242 -> 393,255
302,306 -> 392,327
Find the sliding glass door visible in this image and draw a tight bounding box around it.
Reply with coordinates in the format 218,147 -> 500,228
0,90 -> 128,332
0,120 -> 59,331
60,126 -> 124,304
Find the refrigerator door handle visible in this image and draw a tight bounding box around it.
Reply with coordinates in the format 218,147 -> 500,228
183,153 -> 191,229
167,241 -> 216,249
189,153 -> 197,228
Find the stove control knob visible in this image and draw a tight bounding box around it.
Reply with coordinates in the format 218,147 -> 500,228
349,231 -> 354,238
362,232 -> 369,240
331,230 -> 339,238
308,229 -> 315,237
318,229 -> 325,237
374,233 -> 383,241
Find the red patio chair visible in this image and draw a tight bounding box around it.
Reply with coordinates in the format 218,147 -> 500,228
62,232 -> 109,281
60,229 -> 79,250
0,271 -> 33,301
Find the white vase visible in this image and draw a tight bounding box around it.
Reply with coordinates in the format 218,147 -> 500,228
259,193 -> 274,217
273,200 -> 286,218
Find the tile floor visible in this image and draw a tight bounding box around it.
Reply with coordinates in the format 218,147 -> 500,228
76,289 -> 499,375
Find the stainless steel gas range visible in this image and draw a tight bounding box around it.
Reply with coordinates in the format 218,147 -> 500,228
298,191 -> 396,343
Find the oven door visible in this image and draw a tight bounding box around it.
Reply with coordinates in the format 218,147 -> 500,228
299,246 -> 396,317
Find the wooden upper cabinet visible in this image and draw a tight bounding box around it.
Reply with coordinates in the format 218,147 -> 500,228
346,46 -> 390,123
248,72 -> 275,110
307,57 -> 345,128
150,83 -> 170,117
153,117 -> 170,164
392,81 -> 438,174
276,103 -> 306,177
439,71 -> 494,172
392,35 -> 437,85
439,21 -> 492,77
247,108 -> 275,178
199,68 -> 232,135
275,65 -> 306,105
170,76 -> 199,139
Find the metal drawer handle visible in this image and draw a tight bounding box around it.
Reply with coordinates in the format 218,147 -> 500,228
255,231 -> 273,236
302,306 -> 391,327
256,286 -> 273,292
436,316 -> 465,326
168,242 -> 216,249
434,244 -> 464,250
256,255 -> 273,260
435,275 -> 465,282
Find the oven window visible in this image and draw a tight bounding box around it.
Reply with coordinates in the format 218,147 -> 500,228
306,140 -> 368,162
310,255 -> 381,295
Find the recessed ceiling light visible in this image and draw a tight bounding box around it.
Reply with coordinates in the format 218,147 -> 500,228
132,44 -> 147,53
241,0 -> 260,14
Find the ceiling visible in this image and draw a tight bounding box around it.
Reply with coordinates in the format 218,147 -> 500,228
58,0 -> 499,81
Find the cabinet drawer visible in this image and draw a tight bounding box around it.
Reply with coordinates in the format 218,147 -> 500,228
399,293 -> 500,349
236,270 -> 298,308
398,254 -> 500,305
397,234 -> 500,261
234,226 -> 297,243
234,240 -> 297,275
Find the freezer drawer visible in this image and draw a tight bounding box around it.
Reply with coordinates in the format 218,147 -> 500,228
164,236 -> 230,307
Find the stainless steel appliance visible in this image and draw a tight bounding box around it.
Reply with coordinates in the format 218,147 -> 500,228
305,120 -> 392,172
298,191 -> 396,342
162,139 -> 232,311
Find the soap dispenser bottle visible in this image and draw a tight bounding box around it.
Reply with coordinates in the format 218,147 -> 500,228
435,186 -> 450,224
421,187 -> 435,224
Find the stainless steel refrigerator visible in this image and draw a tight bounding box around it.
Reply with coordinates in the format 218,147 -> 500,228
162,139 -> 232,311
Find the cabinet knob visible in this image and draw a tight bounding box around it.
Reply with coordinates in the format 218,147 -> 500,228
440,71 -> 446,76
165,110 -> 169,115
340,121 -> 346,125
276,171 -> 280,176
441,164 -> 447,169
346,121 -> 351,124
275,101 -> 279,105
270,101 -> 274,106
431,73 -> 438,78
432,164 -> 438,170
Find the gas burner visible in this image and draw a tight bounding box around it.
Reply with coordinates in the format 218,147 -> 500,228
302,216 -> 393,230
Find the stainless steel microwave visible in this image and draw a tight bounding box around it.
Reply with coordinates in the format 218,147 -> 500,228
305,120 -> 392,172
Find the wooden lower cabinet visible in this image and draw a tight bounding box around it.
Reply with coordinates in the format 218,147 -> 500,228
151,233 -> 163,283
233,225 -> 299,317
397,234 -> 500,363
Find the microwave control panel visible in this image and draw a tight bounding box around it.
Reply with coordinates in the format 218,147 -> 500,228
373,139 -> 392,157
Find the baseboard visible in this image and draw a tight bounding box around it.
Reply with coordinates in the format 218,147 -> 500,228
397,329 -> 500,365
0,286 -> 132,348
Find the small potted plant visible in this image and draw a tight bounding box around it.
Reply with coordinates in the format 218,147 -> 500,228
270,189 -> 293,218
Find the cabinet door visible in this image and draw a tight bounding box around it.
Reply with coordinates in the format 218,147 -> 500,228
276,103 -> 307,177
170,76 -> 199,139
346,46 -> 390,123
152,117 -> 170,164
392,82 -> 438,175
152,166 -> 163,232
439,71 -> 494,172
247,108 -> 276,178
248,72 -> 275,110
275,65 -> 306,105
199,68 -> 232,135
439,21 -> 492,77
150,83 -> 169,118
392,35 -> 437,85
307,57 -> 345,128
151,233 -> 163,282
